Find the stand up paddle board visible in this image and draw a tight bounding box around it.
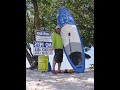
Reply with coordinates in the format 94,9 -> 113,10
57,7 -> 85,73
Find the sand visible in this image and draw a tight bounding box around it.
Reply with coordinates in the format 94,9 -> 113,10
26,68 -> 94,90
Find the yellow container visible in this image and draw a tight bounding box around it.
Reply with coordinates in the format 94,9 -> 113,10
38,56 -> 48,72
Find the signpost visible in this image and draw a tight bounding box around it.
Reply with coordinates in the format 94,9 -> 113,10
33,30 -> 53,72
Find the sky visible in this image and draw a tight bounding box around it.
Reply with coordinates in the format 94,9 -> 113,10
26,45 -> 94,70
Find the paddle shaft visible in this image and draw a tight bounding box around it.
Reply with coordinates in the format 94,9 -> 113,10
68,33 -> 72,52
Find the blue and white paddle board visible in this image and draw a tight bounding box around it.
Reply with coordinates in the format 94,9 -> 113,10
57,7 -> 85,73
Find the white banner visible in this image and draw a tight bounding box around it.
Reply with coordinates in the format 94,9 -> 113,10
36,36 -> 51,42
34,31 -> 53,55
33,47 -> 53,55
35,30 -> 51,42
33,41 -> 53,55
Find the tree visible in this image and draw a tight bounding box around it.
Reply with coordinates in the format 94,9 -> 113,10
26,0 -> 94,50
31,0 -> 40,30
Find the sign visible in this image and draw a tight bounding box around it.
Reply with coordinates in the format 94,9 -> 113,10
34,31 -> 53,55
35,30 -> 51,42
33,41 -> 53,55
38,56 -> 48,72
33,41 -> 52,47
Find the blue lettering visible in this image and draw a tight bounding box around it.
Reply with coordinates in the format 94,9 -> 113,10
45,43 -> 51,47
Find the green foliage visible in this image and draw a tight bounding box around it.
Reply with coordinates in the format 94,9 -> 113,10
26,0 -> 94,48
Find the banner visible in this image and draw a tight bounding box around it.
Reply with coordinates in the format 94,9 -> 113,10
35,30 -> 51,42
33,41 -> 53,55
33,31 -> 53,55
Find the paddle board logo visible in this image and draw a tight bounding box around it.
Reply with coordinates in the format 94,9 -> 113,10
57,8 -> 76,28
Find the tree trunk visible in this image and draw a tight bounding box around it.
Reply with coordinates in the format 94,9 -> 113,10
31,0 -> 40,30
30,0 -> 40,69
